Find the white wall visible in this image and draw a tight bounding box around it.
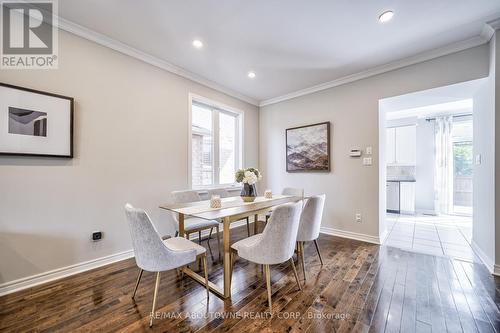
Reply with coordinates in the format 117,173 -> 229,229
472,56 -> 496,268
0,31 -> 259,285
260,45 -> 490,242
495,32 -> 500,269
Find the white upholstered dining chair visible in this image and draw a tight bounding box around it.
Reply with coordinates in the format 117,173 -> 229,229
207,188 -> 252,237
230,202 -> 303,313
171,190 -> 221,255
264,187 -> 304,225
124,204 -> 209,327
296,194 -> 326,280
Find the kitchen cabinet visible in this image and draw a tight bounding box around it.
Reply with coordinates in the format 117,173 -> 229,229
386,181 -> 416,214
387,181 -> 400,212
400,182 -> 416,214
386,128 -> 396,166
386,125 -> 416,165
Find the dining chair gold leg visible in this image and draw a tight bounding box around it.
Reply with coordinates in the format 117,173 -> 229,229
289,258 -> 302,291
246,217 -> 251,237
264,264 -> 272,313
254,214 -> 259,234
229,250 -> 234,282
216,225 -> 221,260
202,254 -> 210,299
313,239 -> 324,265
300,242 -> 306,281
149,272 -> 161,327
131,268 -> 143,299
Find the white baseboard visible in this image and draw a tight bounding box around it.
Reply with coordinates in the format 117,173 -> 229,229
471,241 -> 495,274
320,227 -> 381,245
0,249 -> 134,297
0,219 -> 253,297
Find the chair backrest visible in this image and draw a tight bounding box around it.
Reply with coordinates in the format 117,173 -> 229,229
240,202 -> 302,264
170,190 -> 202,223
171,190 -> 201,203
207,188 -> 230,198
125,204 -> 196,271
296,194 -> 326,242
282,187 -> 304,198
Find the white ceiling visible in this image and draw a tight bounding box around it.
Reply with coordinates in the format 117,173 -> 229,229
58,0 -> 500,104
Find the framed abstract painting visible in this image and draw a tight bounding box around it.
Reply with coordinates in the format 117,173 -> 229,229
0,83 -> 74,158
286,121 -> 330,172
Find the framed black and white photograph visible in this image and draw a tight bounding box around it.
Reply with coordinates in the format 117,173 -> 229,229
286,121 -> 330,172
0,83 -> 74,158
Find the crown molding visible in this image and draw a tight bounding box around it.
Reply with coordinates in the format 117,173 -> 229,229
481,19 -> 500,41
56,17 -> 259,106
259,34 -> 489,107
488,18 -> 500,31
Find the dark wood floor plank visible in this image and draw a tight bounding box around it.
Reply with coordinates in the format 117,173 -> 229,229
367,247 -> 405,332
1,226 -> 500,333
400,251 -> 417,333
384,251 -> 408,333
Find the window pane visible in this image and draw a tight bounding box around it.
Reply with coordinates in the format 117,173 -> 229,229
452,118 -> 473,214
192,104 -> 213,186
219,112 -> 236,184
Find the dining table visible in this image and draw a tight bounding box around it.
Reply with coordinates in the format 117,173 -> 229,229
159,194 -> 303,299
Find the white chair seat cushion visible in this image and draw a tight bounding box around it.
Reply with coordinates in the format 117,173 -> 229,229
176,217 -> 220,232
163,237 -> 206,256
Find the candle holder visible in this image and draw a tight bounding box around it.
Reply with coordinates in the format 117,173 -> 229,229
210,195 -> 221,208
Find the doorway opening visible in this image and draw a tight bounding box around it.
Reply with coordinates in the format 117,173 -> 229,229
378,79 -> 484,263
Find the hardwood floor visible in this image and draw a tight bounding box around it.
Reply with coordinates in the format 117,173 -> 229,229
1,224 -> 500,333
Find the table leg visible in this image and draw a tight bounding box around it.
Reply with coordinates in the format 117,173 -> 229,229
178,213 -> 185,237
254,214 -> 258,234
223,217 -> 231,297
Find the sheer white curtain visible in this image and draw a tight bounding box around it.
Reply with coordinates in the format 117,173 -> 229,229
434,116 -> 454,214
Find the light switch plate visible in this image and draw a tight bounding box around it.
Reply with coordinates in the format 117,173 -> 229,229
363,157 -> 372,166
475,154 -> 481,165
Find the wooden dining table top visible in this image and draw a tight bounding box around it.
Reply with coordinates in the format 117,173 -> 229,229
159,194 -> 302,220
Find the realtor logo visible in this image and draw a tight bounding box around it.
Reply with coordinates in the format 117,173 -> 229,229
1,0 -> 58,69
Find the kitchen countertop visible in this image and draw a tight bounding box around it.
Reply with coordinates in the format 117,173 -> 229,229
387,179 -> 416,182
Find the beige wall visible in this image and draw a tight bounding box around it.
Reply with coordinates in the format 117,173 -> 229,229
0,31 -> 259,284
259,45 -> 490,241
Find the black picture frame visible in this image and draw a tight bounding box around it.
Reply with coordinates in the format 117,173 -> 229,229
0,82 -> 74,158
286,121 -> 330,172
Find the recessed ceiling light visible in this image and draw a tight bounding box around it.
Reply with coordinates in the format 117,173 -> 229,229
192,39 -> 203,49
247,71 -> 256,79
378,10 -> 394,23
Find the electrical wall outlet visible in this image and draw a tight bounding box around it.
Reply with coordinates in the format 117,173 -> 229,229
92,231 -> 102,241
355,213 -> 362,223
366,146 -> 372,155
362,157 -> 372,166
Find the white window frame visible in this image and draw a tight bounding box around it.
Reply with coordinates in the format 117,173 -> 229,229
188,93 -> 244,189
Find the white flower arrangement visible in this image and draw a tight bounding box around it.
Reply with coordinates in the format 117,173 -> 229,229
235,167 -> 262,185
